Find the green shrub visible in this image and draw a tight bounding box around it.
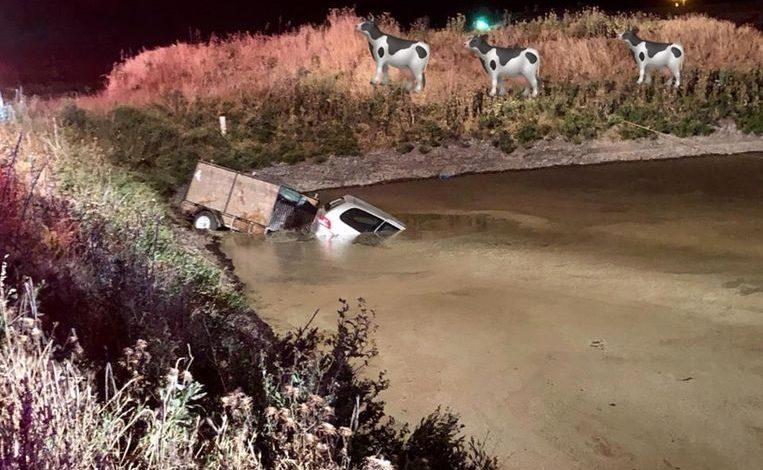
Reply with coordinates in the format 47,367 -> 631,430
515,121 -> 543,146
560,111 -> 599,143
399,408 -> 499,470
738,105 -> 763,134
59,103 -> 92,131
671,115 -> 714,137
494,130 -> 516,153
396,142 -> 416,154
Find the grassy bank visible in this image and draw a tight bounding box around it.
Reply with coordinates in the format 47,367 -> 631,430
86,9 -> 762,105
64,67 -> 762,195
62,9 -> 763,195
0,271 -> 497,468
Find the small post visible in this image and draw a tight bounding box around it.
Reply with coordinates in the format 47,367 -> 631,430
219,115 -> 227,136
0,92 -> 6,123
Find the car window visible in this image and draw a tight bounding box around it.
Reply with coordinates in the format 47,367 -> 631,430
376,222 -> 400,236
339,208 -> 383,233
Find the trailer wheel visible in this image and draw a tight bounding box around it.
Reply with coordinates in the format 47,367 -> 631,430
193,210 -> 219,231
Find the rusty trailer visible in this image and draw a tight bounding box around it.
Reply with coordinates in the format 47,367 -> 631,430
180,161 -> 319,235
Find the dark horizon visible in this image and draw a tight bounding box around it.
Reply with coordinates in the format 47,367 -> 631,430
1,0 -> 760,94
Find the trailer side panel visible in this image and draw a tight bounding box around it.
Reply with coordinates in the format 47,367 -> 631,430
184,162 -> 236,213
226,173 -> 280,227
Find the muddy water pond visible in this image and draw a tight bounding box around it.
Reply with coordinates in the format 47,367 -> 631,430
221,153 -> 763,469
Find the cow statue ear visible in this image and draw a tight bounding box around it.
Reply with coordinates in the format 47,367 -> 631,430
632,26 -> 639,33
479,34 -> 489,41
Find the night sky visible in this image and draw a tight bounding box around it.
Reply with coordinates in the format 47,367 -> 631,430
0,0 -> 756,93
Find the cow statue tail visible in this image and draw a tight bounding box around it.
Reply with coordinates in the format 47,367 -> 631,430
418,42 -> 430,90
529,48 -> 541,91
676,43 -> 685,70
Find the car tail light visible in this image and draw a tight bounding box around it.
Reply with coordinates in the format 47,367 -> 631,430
318,214 -> 332,229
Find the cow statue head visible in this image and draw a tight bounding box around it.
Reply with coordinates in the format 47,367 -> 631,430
356,18 -> 382,40
465,34 -> 491,55
618,28 -> 640,46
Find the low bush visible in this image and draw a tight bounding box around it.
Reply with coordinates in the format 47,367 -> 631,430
738,105 -> 763,135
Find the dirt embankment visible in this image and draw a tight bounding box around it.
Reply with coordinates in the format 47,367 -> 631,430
256,127 -> 763,192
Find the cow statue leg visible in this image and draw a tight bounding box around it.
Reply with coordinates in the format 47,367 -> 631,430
489,75 -> 499,97
643,65 -> 653,85
498,79 -> 507,96
522,70 -> 539,98
409,63 -> 425,93
381,64 -> 390,85
637,66 -> 646,85
668,63 -> 681,88
413,71 -> 424,92
371,62 -> 385,86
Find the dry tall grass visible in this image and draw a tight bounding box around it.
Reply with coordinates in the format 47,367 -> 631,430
2,265 -> 490,469
0,263 -> 392,470
88,9 -> 763,108
0,270 -> 370,469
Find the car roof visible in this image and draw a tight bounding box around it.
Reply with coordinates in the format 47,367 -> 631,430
336,195 -> 406,229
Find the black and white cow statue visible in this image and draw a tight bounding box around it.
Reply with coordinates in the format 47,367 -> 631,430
618,29 -> 684,87
466,35 -> 540,97
356,20 -> 430,92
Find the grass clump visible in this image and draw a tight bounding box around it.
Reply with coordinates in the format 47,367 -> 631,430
737,105 -> 763,135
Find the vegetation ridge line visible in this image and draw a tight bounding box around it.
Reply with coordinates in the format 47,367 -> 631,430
254,131 -> 763,192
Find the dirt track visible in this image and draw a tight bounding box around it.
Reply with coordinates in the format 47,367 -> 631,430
256,127 -> 763,192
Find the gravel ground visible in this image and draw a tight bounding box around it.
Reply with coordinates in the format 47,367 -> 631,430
255,127 -> 763,192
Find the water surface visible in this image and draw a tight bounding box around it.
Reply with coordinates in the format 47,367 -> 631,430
222,154 -> 763,469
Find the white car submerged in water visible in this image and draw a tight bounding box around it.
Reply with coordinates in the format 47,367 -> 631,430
180,162 -> 404,241
314,195 -> 406,240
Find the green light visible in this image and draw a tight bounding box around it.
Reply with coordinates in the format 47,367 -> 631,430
473,18 -> 490,32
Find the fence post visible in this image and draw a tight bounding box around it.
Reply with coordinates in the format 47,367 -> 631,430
219,115 -> 227,136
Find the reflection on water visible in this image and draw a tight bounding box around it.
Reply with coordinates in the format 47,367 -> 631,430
316,153 -> 763,275
221,153 -> 763,468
